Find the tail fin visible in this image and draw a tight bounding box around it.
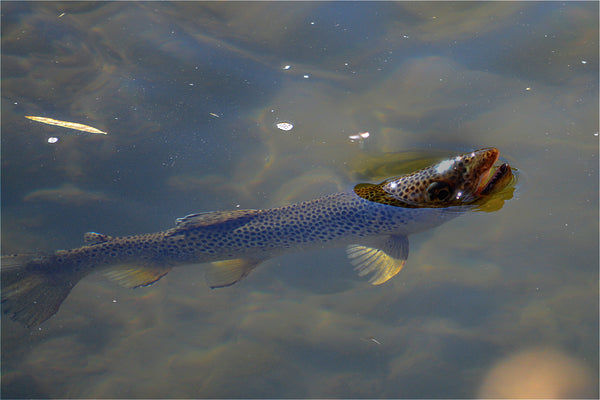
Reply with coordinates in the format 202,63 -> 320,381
1,254 -> 82,327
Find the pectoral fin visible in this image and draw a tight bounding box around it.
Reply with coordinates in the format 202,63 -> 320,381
103,264 -> 172,288
346,235 -> 409,285
206,258 -> 264,289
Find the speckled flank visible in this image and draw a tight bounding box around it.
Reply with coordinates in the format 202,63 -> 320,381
49,190 -> 454,269
2,147 -> 506,327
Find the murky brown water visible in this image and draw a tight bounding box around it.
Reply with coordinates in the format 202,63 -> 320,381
2,2 -> 598,398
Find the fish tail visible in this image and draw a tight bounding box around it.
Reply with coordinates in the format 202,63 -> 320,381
1,254 -> 84,327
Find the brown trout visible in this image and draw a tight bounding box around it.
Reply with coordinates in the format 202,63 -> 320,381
1,147 -> 514,327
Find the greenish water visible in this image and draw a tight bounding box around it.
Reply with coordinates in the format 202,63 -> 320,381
1,2 -> 598,398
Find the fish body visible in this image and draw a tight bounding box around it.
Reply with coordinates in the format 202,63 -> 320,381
1,148 -> 514,327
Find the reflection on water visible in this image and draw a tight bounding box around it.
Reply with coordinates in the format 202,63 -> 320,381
2,2 -> 598,398
478,347 -> 596,398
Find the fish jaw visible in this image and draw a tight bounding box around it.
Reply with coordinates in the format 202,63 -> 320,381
477,163 -> 513,196
470,148 -> 500,195
373,147 -> 504,207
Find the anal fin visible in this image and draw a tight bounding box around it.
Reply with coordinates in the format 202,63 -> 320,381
206,258 -> 264,289
346,235 -> 409,285
103,264 -> 172,288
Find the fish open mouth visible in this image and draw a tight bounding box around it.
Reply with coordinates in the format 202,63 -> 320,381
477,163 -> 513,196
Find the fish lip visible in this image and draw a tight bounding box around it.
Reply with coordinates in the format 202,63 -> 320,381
478,162 -> 511,196
473,148 -> 500,194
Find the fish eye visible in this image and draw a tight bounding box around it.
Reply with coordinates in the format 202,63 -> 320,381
427,181 -> 453,202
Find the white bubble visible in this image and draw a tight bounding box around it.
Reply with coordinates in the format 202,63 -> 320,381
348,132 -> 370,141
276,122 -> 294,131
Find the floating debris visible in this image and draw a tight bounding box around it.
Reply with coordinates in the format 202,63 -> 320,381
361,336 -> 382,345
209,113 -> 221,118
276,121 -> 294,131
349,132 -> 370,149
47,137 -> 59,144
349,131 -> 370,142
25,116 -> 108,135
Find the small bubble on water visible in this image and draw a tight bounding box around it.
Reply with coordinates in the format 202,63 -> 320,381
276,122 -> 294,131
348,132 -> 370,141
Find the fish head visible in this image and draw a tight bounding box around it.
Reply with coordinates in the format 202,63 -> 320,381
376,147 -> 513,208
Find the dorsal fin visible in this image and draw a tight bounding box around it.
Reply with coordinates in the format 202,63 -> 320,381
83,232 -> 113,244
170,209 -> 259,231
175,213 -> 205,225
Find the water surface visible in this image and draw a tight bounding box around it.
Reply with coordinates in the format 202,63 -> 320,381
1,2 -> 598,398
